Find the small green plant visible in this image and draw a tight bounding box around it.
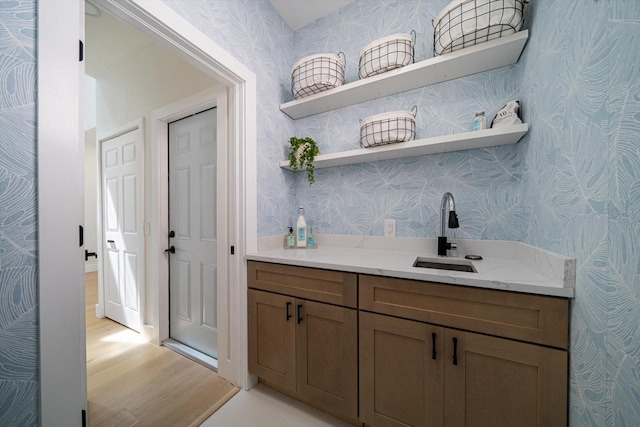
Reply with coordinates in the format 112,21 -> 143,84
288,136 -> 319,185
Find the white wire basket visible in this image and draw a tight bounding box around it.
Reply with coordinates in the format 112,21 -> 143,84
360,107 -> 417,148
291,52 -> 345,99
433,0 -> 527,56
359,31 -> 415,79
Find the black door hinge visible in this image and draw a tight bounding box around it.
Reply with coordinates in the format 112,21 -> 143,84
230,246 -> 235,255
82,409 -> 87,427
79,225 -> 84,247
79,40 -> 84,62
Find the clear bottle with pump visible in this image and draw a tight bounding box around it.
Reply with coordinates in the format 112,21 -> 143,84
285,227 -> 296,248
296,207 -> 307,247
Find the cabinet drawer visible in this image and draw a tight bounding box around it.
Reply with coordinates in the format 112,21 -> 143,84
248,261 -> 357,308
359,275 -> 569,349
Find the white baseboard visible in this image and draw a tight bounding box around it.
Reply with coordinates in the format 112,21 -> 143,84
85,263 -> 97,273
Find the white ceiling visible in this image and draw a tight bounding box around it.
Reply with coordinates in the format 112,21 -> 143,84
85,7 -> 153,77
269,0 -> 354,30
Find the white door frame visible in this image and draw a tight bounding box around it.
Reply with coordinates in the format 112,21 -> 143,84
38,1 -> 87,425
99,0 -> 258,389
95,118 -> 145,333
148,87 -> 229,362
39,1 -> 257,421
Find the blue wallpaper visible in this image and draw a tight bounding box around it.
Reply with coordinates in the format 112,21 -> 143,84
0,0 -> 39,425
288,1 -> 640,425
515,2 -> 639,425
2,0 -> 639,425
292,0 -> 522,239
162,0 -> 298,237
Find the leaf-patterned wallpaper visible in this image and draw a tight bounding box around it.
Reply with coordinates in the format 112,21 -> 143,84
0,0 -> 39,425
1,0 -> 638,424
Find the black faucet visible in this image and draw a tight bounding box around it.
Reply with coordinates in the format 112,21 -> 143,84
438,192 -> 459,256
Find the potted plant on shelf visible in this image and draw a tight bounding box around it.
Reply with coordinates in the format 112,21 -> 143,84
288,136 -> 319,185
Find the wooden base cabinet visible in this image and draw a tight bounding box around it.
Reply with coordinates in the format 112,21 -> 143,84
360,311 -> 444,427
360,311 -> 567,427
248,289 -> 358,420
444,330 -> 567,427
247,262 -> 570,426
248,290 -> 296,391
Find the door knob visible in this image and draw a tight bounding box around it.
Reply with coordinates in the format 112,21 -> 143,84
164,246 -> 175,254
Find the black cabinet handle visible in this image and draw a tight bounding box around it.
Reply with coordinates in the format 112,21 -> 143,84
432,333 -> 437,360
107,240 -> 115,243
453,337 -> 458,366
297,304 -> 303,324
286,302 -> 292,321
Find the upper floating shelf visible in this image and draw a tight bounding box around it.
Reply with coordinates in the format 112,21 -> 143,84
279,124 -> 529,170
280,31 -> 529,120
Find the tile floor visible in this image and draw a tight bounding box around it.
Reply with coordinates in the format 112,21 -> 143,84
200,383 -> 354,427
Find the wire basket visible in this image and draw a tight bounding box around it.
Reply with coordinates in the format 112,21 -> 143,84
291,52 -> 345,99
433,0 -> 527,56
360,106 -> 417,148
359,31 -> 416,79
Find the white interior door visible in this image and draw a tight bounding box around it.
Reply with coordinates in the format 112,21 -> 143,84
168,108 -> 220,358
101,127 -> 144,332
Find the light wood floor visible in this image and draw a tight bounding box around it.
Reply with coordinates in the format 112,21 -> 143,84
85,272 -> 238,426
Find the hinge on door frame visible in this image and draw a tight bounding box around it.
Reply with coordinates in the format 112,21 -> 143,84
79,40 -> 84,62
82,409 -> 87,427
230,245 -> 235,255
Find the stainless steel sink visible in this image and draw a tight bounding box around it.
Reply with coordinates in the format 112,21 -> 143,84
413,257 -> 477,273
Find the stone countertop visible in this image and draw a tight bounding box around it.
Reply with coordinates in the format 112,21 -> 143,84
246,235 -> 575,298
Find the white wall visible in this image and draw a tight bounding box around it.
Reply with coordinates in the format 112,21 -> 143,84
84,76 -> 96,130
84,127 -> 98,272
85,76 -> 98,272
96,41 -> 215,132
94,33 -> 217,329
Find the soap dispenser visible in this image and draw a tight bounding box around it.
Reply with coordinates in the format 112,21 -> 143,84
285,227 -> 296,248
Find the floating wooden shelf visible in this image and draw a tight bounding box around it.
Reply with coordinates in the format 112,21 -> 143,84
279,124 -> 529,170
280,31 -> 529,120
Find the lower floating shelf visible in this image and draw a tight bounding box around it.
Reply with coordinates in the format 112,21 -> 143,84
279,124 -> 528,170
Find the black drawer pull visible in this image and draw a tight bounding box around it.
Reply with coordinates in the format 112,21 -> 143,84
297,304 -> 303,324
432,333 -> 437,360
453,337 -> 458,366
286,302 -> 292,321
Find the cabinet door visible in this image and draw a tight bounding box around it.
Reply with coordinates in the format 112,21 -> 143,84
360,311 -> 444,427
296,300 -> 358,420
248,289 -> 296,392
444,330 -> 567,427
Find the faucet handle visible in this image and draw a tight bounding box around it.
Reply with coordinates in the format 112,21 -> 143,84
449,241 -> 458,257
449,211 -> 459,228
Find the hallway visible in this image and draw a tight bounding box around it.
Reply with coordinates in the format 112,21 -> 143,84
85,272 -> 238,426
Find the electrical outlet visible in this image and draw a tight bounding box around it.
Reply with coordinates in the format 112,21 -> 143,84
384,219 -> 396,237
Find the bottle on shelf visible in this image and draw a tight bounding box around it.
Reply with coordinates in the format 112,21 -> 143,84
296,206 -> 307,248
473,111 -> 487,131
285,227 -> 296,248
